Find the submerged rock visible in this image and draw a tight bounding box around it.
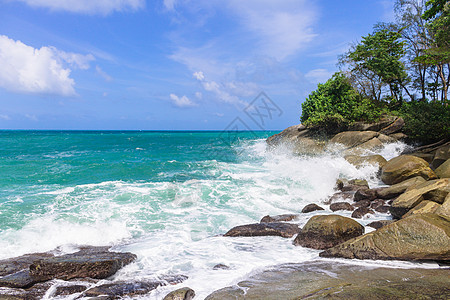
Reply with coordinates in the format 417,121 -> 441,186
293,215 -> 364,250
163,287 -> 195,300
301,204 -> 324,213
320,213 -> 450,261
224,223 -> 300,238
381,155 -> 437,185
29,248 -> 137,282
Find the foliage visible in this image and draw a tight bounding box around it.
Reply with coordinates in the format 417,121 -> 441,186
398,100 -> 450,143
301,73 -> 382,132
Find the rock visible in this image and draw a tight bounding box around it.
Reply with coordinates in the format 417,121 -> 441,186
301,204 -> 324,213
436,194 -> 450,218
53,284 -> 88,296
354,189 -> 377,202
402,201 -> 441,218
0,253 -> 54,277
375,205 -> 390,213
293,136 -> 327,155
348,117 -> 396,131
370,199 -> 385,210
0,270 -> 36,289
344,155 -> 387,169
389,132 -> 408,141
411,152 -> 435,164
205,261 -> 450,300
330,202 -> 354,212
435,158 -> 450,178
266,124 -> 306,146
29,249 -> 137,282
377,134 -> 397,144
349,137 -> 384,153
320,213 -> 450,261
163,287 -> 195,300
391,178 -> 450,218
379,117 -> 405,135
327,192 -> 354,204
431,144 -> 450,169
351,207 -> 374,219
376,176 -> 426,199
260,214 -> 299,223
336,179 -> 368,192
381,155 -> 437,185
224,223 -> 300,238
353,200 -> 371,208
367,220 -> 395,229
0,282 -> 52,300
293,215 -> 364,250
330,131 -> 379,149
213,264 -> 230,270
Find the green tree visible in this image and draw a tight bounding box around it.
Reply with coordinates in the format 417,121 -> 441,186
347,28 -> 412,103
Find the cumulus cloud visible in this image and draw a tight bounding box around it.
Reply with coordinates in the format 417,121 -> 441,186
14,0 -> 145,15
169,93 -> 197,107
0,35 -> 93,96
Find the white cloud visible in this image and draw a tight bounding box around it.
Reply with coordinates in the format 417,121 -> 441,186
169,93 -> 197,107
14,0 -> 145,15
96,66 -> 113,81
0,35 -> 92,96
0,114 -> 11,120
195,91 -> 202,99
163,0 -> 177,11
305,68 -> 333,84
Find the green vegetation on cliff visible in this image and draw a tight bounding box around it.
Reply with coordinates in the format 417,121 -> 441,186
301,0 -> 449,143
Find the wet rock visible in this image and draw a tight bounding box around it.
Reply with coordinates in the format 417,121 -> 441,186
0,270 -> 36,289
370,199 -> 385,210
301,204 -> 324,213
213,264 -> 230,270
0,282 -> 52,300
346,137 -> 383,154
367,220 -> 395,229
402,200 -> 441,218
327,192 -> 354,204
163,287 -> 195,300
260,214 -> 299,223
351,207 -> 374,219
266,124 -> 306,146
435,158 -> 450,178
336,179 -> 369,192
53,284 -> 88,296
330,202 -> 354,212
391,178 -> 449,218
330,131 -> 379,149
376,176 -> 426,199
344,155 -> 387,169
224,223 -> 300,238
354,189 -> 377,202
320,213 -> 450,261
293,215 -> 364,250
377,133 -> 397,144
29,248 -> 137,282
381,155 -> 437,185
374,205 -> 390,213
0,253 -> 54,277
379,117 -> 404,135
353,200 -> 371,208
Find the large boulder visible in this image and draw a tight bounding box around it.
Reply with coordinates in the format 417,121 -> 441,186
336,178 -> 369,192
431,144 -> 450,170
330,131 -> 379,149
293,215 -> 364,250
402,200 -> 441,218
381,155 -> 437,185
266,124 -> 306,146
224,223 -> 300,238
390,178 -> 449,218
330,202 -> 354,212
260,214 -> 299,223
436,194 -> 450,218
376,176 -> 426,199
301,204 -> 324,213
29,248 -> 137,282
0,253 -> 54,277
266,125 -> 327,155
345,155 -> 387,169
320,214 -> 450,261
348,116 -> 396,131
163,287 -> 196,300
379,117 -> 405,135
435,158 -> 450,178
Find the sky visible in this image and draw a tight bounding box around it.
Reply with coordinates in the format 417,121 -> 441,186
0,0 -> 395,130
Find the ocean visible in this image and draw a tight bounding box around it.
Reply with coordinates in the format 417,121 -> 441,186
0,130 -> 435,299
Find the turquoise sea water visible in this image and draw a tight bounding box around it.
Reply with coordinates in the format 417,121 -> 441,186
0,131 -> 426,299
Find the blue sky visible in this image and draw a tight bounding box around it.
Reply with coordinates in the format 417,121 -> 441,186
0,0 -> 395,130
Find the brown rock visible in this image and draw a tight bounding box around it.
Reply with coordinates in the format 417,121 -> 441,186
389,132 -> 408,141
330,202 -> 354,212
351,207 -> 374,218
381,155 -> 437,185
379,117 -> 404,135
163,287 -> 196,300
367,220 -> 395,229
330,131 -> 379,149
327,192 -> 354,204
224,223 -> 300,238
320,214 -> 450,261
375,205 -> 390,213
376,176 -> 426,199
431,144 -> 450,170
336,178 -> 368,192
354,189 -> 377,202
260,214 -> 299,223
54,284 -> 88,296
345,155 -> 387,169
436,193 -> 450,218
301,204 -> 324,214
370,199 -> 385,210
435,158 -> 450,178
353,200 -> 371,208
0,253 -> 54,277
402,200 -> 441,218
293,215 -> 364,250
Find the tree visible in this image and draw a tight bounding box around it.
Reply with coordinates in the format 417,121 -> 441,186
346,28 -> 412,104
